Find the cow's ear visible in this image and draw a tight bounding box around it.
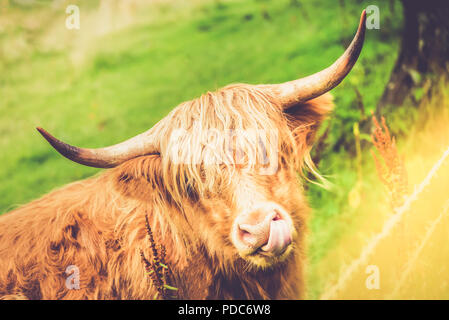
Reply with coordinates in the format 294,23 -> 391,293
283,92 -> 334,147
111,155 -> 168,202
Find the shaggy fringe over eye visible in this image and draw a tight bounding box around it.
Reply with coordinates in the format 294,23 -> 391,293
150,84 -> 323,205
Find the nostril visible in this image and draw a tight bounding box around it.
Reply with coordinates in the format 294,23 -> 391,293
239,226 -> 251,236
272,211 -> 281,221
238,225 -> 260,246
238,222 -> 263,235
238,223 -> 251,234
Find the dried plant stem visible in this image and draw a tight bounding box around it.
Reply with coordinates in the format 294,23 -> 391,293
371,115 -> 409,277
371,116 -> 408,208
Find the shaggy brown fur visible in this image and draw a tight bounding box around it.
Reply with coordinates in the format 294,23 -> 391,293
0,85 -> 333,299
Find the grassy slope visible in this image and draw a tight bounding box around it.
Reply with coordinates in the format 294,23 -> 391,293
1,0 -> 406,298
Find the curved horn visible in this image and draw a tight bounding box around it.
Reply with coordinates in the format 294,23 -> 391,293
269,10 -> 366,108
37,126 -> 160,168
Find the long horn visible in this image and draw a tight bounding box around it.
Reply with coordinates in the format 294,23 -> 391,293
269,10 -> 366,108
37,126 -> 160,168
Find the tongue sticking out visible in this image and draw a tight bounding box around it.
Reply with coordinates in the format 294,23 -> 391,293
261,219 -> 292,255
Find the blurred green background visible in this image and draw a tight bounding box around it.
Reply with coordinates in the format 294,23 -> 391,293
1,0 -> 413,298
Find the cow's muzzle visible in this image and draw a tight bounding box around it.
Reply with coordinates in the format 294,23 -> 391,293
232,203 -> 294,258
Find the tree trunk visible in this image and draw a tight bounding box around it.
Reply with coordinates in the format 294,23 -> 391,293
376,0 -> 449,116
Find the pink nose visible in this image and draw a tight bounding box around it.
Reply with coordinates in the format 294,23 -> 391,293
237,209 -> 292,255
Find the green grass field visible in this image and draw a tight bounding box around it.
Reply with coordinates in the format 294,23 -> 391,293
2,0 -> 428,298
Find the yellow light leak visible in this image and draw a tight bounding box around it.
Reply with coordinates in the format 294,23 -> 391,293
320,147 -> 449,300
315,93 -> 449,300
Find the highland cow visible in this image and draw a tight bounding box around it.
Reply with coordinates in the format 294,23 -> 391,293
0,12 -> 366,300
